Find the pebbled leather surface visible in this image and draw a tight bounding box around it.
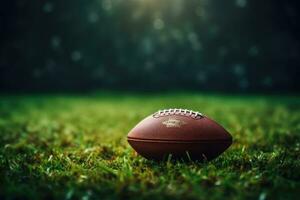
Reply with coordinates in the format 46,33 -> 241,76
127,114 -> 232,142
127,110 -> 232,161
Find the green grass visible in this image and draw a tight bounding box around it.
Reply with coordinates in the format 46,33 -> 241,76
0,93 -> 299,200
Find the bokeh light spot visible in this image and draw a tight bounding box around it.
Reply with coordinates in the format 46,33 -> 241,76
51,36 -> 61,49
248,46 -> 259,56
153,18 -> 164,30
102,0 -> 112,11
232,64 -> 246,77
88,12 -> 99,23
43,2 -> 54,13
236,0 -> 247,8
71,51 -> 82,62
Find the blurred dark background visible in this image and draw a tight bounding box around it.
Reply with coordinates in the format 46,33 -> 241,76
0,0 -> 299,93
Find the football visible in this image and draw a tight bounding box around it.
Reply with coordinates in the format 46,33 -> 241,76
127,109 -> 232,161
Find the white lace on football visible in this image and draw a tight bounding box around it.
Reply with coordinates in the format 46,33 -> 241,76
153,108 -> 203,119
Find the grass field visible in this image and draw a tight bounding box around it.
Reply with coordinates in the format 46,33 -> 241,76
0,93 -> 299,200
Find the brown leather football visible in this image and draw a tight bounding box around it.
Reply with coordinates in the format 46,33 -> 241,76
127,109 -> 232,161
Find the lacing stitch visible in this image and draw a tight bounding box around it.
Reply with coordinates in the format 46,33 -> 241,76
153,108 -> 203,119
